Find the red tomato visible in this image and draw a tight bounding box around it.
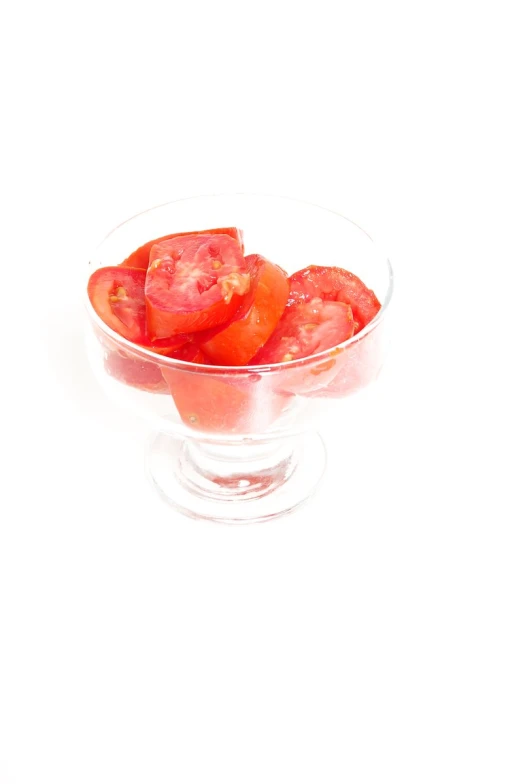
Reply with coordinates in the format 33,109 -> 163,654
250,298 -> 355,365
306,326 -> 385,398
161,370 -> 289,433
167,342 -> 208,364
120,227 -> 244,270
288,266 -> 381,333
145,234 -> 251,340
162,373 -> 253,432
149,335 -> 191,354
199,254 -> 289,366
104,350 -> 168,392
88,267 -> 148,343
87,266 -> 188,353
103,337 -> 208,395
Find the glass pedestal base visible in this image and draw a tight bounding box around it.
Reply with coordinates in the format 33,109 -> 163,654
146,431 -> 326,524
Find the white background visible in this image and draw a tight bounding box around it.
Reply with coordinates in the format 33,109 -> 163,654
1,1 -> 520,782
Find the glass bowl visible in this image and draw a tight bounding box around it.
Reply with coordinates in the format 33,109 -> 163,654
84,194 -> 393,523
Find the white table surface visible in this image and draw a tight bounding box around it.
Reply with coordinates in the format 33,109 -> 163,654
1,2 -> 520,782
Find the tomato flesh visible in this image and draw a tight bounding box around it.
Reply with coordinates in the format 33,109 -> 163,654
145,234 -> 251,339
251,298 -> 355,365
89,225 -> 385,419
87,266 -> 189,354
288,265 -> 380,333
88,267 -> 149,343
199,254 -> 289,365
120,227 -> 244,270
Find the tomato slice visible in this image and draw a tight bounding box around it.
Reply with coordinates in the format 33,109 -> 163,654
88,267 -> 149,343
199,254 -> 289,366
250,298 -> 355,365
120,227 -> 244,270
145,234 -> 251,339
87,266 -> 188,354
288,266 -> 381,333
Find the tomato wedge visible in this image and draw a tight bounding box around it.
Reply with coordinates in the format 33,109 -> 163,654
199,254 -> 289,365
120,227 -> 244,270
87,266 -> 188,353
145,234 -> 251,340
162,373 -> 253,432
250,298 -> 355,365
104,350 -> 168,393
161,370 -> 289,433
103,336 -> 208,395
303,323 -> 386,399
88,267 -> 148,343
288,266 -> 381,333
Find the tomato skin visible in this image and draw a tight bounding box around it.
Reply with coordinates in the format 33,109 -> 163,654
145,234 -> 251,339
251,298 -> 355,365
306,325 -> 385,398
149,335 -> 191,354
200,255 -> 289,366
88,267 -> 148,343
101,334 -> 207,395
120,227 -> 244,270
104,350 -> 168,392
288,266 -> 381,333
87,266 -> 190,354
161,370 -> 289,433
161,373 -> 250,432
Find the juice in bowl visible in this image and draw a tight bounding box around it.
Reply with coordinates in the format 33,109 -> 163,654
84,194 -> 393,523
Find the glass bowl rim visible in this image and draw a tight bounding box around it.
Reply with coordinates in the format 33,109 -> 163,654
84,192 -> 394,374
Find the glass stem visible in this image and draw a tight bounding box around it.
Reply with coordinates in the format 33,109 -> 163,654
179,438 -> 298,501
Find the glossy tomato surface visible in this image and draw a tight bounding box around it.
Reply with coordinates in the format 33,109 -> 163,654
200,254 -> 289,365
120,227 -> 244,270
88,267 -> 149,343
306,327 -> 385,398
161,370 -> 288,434
145,234 -> 251,339
104,350 -> 168,393
288,265 -> 381,333
87,266 -> 189,353
251,297 -> 355,365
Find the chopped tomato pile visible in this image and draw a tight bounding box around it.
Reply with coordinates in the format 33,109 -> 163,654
87,226 -> 381,421
88,226 -> 380,364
